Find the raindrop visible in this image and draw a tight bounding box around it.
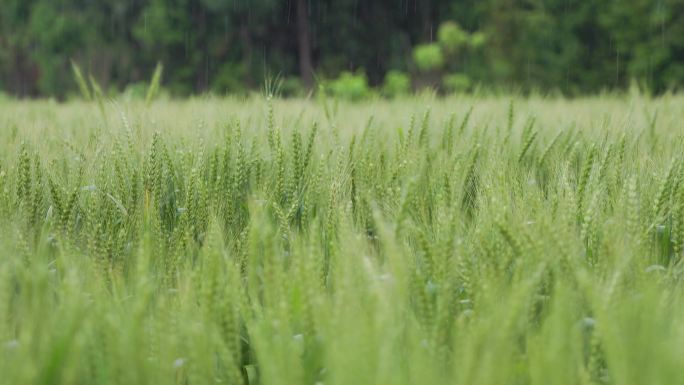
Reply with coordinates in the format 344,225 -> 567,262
645,264 -> 666,273
580,317 -> 596,330
173,358 -> 186,369
4,340 -> 19,350
426,280 -> 438,294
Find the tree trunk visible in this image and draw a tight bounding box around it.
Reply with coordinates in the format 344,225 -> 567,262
296,0 -> 314,89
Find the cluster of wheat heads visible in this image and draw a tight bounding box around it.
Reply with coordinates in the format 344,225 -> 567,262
1,95 -> 684,385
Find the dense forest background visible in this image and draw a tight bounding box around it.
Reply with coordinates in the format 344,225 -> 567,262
1,0 -> 683,98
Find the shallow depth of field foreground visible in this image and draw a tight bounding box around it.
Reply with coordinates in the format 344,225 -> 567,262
2,95 -> 684,385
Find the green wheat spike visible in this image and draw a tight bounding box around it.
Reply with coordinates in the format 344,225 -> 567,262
146,62 -> 164,107
70,60 -> 92,100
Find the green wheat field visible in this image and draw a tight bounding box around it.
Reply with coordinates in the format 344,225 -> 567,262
2,94 -> 684,385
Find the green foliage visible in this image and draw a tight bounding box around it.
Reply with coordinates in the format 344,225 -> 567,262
470,32 -> 487,49
413,44 -> 445,72
212,63 -> 249,95
443,73 -> 472,93
279,77 -> 305,98
437,21 -> 470,53
2,1 -> 684,96
122,82 -> 149,100
327,71 -> 371,101
382,70 -> 411,97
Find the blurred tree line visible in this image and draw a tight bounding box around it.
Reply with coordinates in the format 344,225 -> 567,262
1,0 -> 683,98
